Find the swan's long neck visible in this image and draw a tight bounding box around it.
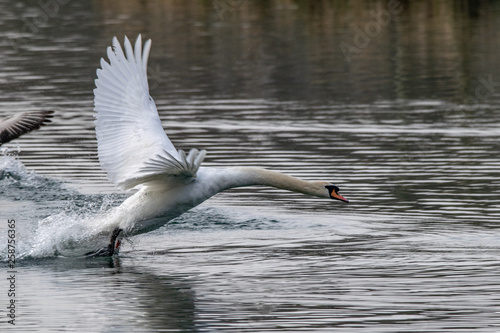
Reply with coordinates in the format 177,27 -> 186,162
206,167 -> 328,198
101,167 -> 336,237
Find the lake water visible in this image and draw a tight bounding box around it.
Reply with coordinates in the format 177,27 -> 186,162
1,1 -> 500,332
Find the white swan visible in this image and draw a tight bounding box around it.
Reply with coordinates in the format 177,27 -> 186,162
91,35 -> 348,255
0,111 -> 53,145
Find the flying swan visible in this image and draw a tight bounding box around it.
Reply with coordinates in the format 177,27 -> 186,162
90,35 -> 348,256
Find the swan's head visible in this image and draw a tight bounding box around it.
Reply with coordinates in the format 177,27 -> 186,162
324,184 -> 349,203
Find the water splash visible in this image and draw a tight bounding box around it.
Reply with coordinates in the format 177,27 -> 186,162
0,154 -> 45,184
1,155 -> 125,259
23,211 -> 110,258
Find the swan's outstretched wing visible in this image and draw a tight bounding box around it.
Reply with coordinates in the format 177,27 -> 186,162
0,110 -> 53,145
94,35 -> 205,191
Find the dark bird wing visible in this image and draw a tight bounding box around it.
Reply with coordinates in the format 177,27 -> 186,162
0,110 -> 54,145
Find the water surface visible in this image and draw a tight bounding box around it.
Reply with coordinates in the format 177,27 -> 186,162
1,1 -> 500,332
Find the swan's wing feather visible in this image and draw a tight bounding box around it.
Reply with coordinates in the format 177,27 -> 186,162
140,148 -> 206,176
120,148 -> 207,189
0,111 -> 53,145
94,35 -> 183,190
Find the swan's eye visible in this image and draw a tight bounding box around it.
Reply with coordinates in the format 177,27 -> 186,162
325,184 -> 339,192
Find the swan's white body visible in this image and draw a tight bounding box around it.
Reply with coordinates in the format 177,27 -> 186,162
93,36 -> 348,238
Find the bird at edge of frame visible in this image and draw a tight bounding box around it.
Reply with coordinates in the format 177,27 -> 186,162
0,111 -> 54,146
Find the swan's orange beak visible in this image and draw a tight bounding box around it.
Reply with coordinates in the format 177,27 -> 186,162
331,191 -> 349,203
325,185 -> 349,203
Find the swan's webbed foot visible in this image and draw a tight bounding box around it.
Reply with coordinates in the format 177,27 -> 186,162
85,227 -> 123,257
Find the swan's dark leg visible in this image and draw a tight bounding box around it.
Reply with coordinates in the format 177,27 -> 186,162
108,227 -> 124,255
85,227 -> 123,257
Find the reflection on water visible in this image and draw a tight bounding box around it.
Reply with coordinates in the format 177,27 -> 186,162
17,258 -> 196,332
1,0 -> 500,332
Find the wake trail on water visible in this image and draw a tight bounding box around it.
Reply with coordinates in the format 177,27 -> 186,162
1,155 -> 125,259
